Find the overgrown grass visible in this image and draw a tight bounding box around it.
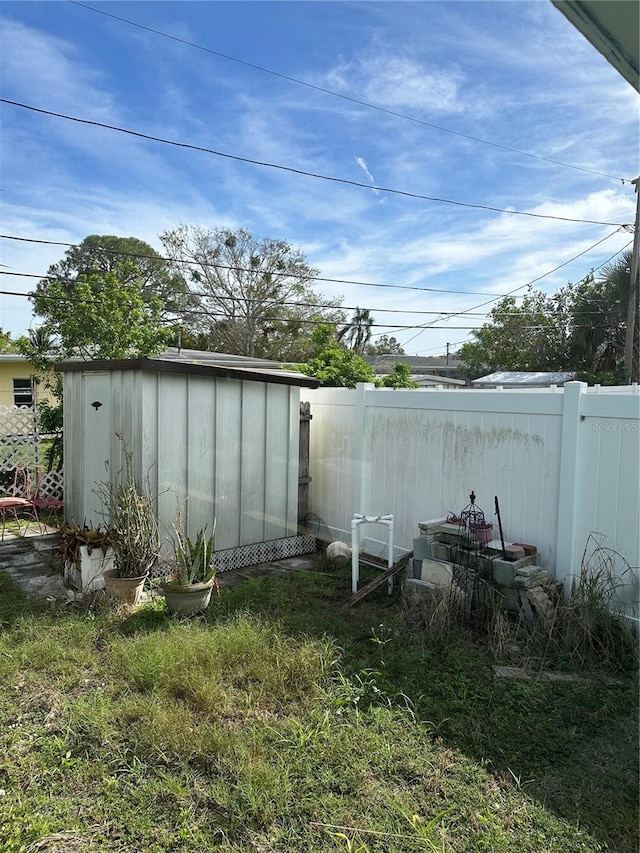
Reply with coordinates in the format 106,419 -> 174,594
0,565 -> 637,852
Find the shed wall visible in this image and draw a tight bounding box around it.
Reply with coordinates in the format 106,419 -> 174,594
64,368 -> 300,553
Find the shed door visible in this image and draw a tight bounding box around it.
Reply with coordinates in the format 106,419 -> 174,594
83,373 -> 111,526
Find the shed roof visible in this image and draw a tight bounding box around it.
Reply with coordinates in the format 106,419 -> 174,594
55,351 -> 319,388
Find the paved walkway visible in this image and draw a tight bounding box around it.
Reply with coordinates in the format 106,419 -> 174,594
0,530 -> 319,602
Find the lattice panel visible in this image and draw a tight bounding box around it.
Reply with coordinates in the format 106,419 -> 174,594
0,406 -> 38,473
150,533 -> 316,579
38,469 -> 64,500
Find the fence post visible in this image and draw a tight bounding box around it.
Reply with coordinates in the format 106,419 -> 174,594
555,381 -> 587,595
353,383 -> 374,515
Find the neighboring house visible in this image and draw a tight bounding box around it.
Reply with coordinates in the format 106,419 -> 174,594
364,354 -> 464,381
472,371 -> 577,388
0,354 -> 55,408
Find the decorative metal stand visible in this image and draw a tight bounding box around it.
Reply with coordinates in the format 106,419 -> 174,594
451,492 -> 494,619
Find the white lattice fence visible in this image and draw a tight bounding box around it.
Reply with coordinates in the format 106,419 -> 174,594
0,405 -> 64,499
0,405 -> 38,473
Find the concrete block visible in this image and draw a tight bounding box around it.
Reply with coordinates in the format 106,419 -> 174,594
418,518 -> 446,534
413,537 -> 432,560
517,564 -> 547,578
493,559 -> 518,587
430,541 -> 451,562
515,575 -> 541,589
503,544 -> 526,561
404,577 -> 437,602
495,583 -> 521,614
420,558 -> 454,588
440,522 -> 466,535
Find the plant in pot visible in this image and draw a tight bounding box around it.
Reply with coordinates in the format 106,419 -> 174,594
95,448 -> 159,606
56,520 -> 114,592
160,520 -> 218,616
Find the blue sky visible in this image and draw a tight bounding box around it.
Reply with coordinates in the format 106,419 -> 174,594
1,0 -> 638,356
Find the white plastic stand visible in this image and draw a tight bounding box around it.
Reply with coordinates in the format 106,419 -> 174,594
351,513 -> 394,593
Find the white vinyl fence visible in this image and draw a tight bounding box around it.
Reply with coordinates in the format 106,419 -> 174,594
306,382 -> 639,612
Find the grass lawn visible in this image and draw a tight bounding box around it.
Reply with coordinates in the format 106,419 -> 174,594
0,562 -> 637,852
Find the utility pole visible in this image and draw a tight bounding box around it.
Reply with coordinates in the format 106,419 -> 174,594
446,342 -> 450,364
624,177 -> 640,384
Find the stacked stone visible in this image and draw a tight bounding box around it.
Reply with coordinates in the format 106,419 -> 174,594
515,566 -> 556,625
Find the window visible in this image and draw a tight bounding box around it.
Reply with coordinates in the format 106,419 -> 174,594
13,378 -> 33,407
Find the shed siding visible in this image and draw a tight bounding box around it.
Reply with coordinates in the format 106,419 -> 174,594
64,367 -> 301,554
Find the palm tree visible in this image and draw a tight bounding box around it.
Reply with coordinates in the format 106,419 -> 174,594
570,251 -> 631,377
337,308 -> 374,355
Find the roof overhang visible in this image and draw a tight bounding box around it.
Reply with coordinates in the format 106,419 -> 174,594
54,356 -> 319,389
552,1 -> 640,91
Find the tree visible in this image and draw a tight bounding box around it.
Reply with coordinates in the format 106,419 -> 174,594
569,252 -> 632,380
458,290 -> 572,379
376,362 -> 418,388
160,225 -> 344,360
0,329 -> 19,353
458,255 -> 635,384
303,324 -> 375,387
30,262 -> 169,361
337,308 -> 374,355
42,234 -> 190,320
366,335 -> 405,355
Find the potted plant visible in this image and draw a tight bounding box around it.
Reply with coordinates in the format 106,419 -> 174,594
95,447 -> 159,606
159,521 -> 218,616
57,520 -> 114,592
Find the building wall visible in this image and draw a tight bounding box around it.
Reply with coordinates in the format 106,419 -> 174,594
63,367 -> 300,555
307,383 -> 640,613
0,360 -> 57,407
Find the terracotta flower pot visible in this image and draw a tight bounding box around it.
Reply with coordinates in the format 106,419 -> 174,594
103,569 -> 147,606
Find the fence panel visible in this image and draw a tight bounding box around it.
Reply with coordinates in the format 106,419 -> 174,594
307,383 -> 640,595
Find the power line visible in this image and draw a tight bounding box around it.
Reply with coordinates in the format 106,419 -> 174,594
0,98 -> 629,228
69,0 -> 628,183
0,227 -> 628,301
0,270 -> 612,318
389,235 -> 633,346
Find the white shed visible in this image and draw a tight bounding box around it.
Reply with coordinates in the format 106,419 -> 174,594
57,354 -> 318,572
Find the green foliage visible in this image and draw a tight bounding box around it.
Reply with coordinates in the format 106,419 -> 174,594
337,307 -> 374,355
303,324 -> 376,387
376,362 -> 418,388
0,567 -> 637,852
366,334 -> 405,355
33,264 -> 169,360
458,291 -> 572,379
171,522 -> 217,585
459,253 -> 634,384
26,236 -> 180,369
0,327 -> 20,353
94,442 -> 158,578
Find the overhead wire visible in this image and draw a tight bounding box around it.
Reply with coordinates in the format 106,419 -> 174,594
0,227 -> 629,303
0,98 -> 629,229
68,0 -> 628,183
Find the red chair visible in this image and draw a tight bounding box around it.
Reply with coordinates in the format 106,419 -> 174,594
30,467 -> 64,527
0,467 -> 40,540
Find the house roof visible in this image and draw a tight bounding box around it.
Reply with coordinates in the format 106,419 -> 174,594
552,0 -> 639,91
472,371 -> 576,387
55,349 -> 319,389
364,355 -> 462,373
